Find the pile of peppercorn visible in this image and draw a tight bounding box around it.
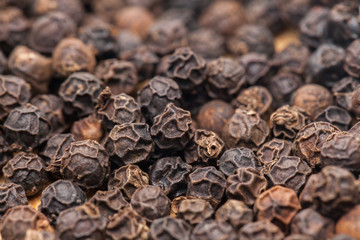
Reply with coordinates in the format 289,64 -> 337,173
1,0 -> 360,239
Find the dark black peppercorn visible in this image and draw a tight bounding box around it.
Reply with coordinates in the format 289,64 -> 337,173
0,183 -> 28,218
150,217 -> 192,240
190,220 -> 237,240
332,77 -> 360,111
314,106 -> 352,130
89,189 -> 128,218
239,53 -> 270,86
42,133 -> 75,168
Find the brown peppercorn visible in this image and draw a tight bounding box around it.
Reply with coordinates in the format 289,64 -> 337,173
238,53 -> 270,86
137,76 -> 182,123
184,129 -> 225,165
166,47 -> 207,94
255,186 -> 301,231
150,156 -> 191,198
218,148 -> 261,177
199,0 -> 246,36
191,220 -> 237,240
4,104 -> 51,149
239,220 -> 284,240
314,106 -> 351,131
205,57 -> 246,101
25,230 -> 55,240
215,199 -> 253,229
39,180 -> 87,224
267,156 -> 312,193
52,38 -> 96,78
187,166 -> 226,207
291,84 -> 333,120
331,234 -> 356,240
351,85 -> 360,118
197,100 -> 234,137
151,217 -> 192,240
29,11 -> 76,55
0,205 -> 52,240
293,121 -> 340,168
94,59 -> 138,95
151,103 -> 194,150
321,132 -> 360,172
89,189 -> 128,218
170,196 -> 198,217
131,185 -> 171,222
91,0 -> 124,22
291,208 -> 335,239
0,75 -> 31,121
42,133 -> 75,168
0,183 -> 28,218
257,138 -> 292,167
332,77 -> 359,111
222,108 -> 270,148
106,206 -> 149,240
31,94 -> 66,134
8,46 -> 52,94
56,203 -> 106,240
232,86 -> 273,116
59,72 -> 104,118
226,167 -> 267,206
188,28 -> 225,60
300,166 -> 358,218
105,123 -> 153,167
50,140 -> 110,191
270,105 -> 308,140
177,198 -> 214,225
345,39 -> 360,78
96,87 -> 143,130
114,6 -> 154,40
284,234 -> 314,240
71,114 -> 103,142
0,50 -> 7,74
108,165 -> 149,201
336,205 -> 360,239
147,20 -> 188,56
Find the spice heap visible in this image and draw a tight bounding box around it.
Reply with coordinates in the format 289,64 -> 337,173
1,0 -> 360,239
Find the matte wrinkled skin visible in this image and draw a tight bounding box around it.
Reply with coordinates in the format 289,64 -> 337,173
0,182 -> 28,218
232,86 -> 273,115
268,73 -> 303,107
257,138 -> 292,167
43,134 -> 75,168
151,217 -> 191,240
89,188 -> 128,218
178,198 -> 214,225
332,77 -> 359,111
345,40 -> 360,78
239,221 -> 284,240
215,200 -> 253,229
71,114 -> 103,142
190,220 -> 237,240
314,106 -> 351,130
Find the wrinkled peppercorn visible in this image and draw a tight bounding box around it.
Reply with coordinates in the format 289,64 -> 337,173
0,183 -> 28,218
151,217 -> 192,240
89,189 -> 128,218
332,77 -> 359,111
42,133 -> 75,167
314,106 -> 351,130
39,180 -> 87,224
116,30 -> 143,54
25,229 -> 55,240
71,114 -> 103,142
351,85 -> 360,118
215,199 -> 253,229
191,220 -> 237,240
268,73 -> 303,107
188,28 -> 225,60
278,0 -> 312,27
239,220 -> 284,240
0,50 -> 7,74
345,39 -> 360,78
257,138 -> 292,168
177,198 -> 214,225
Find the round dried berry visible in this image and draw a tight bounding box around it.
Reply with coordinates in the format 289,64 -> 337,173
131,185 -> 171,222
206,57 -> 246,101
166,47 -> 207,94
336,205 -> 360,240
177,198 -> 214,225
332,77 -> 359,111
94,59 -> 138,95
39,180 -> 87,224
89,189 -> 128,218
0,205 -> 52,240
257,138 -> 292,167
300,166 -> 358,218
238,53 -> 270,86
137,76 -> 182,123
293,121 -> 340,168
0,75 -> 31,121
190,220 -> 237,240
188,28 -> 225,60
239,221 -> 284,240
218,147 -> 261,177
151,217 -> 191,240
226,167 -> 267,206
59,72 -> 104,118
151,103 -> 194,150
187,166 -> 226,207
56,203 -> 107,240
105,123 -> 153,167
215,200 -> 253,229
0,183 -> 28,218
71,114 -> 104,142
3,152 -> 49,196
150,156 -> 191,198
345,39 -> 360,78
42,133 -> 75,167
108,165 -> 149,201
267,156 -> 312,193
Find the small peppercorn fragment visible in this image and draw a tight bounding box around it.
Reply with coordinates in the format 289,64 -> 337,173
0,183 -> 28,218
42,134 -> 75,168
71,114 -> 103,142
55,203 -> 107,240
39,180 -> 87,224
105,206 -> 149,240
345,39 -> 360,78
89,189 -> 128,218
293,121 -> 340,168
59,72 -> 104,118
0,205 -> 52,240
137,76 -> 182,123
257,138 -> 292,167
3,152 -> 49,196
108,165 -> 149,201
131,185 -> 171,222
300,166 -> 358,218
332,77 -> 359,111
105,123 -> 153,167
151,217 -> 192,240
150,156 -> 191,198
218,147 -> 261,177
336,205 -> 360,239
215,200 -> 253,229
177,198 -> 214,225
239,220 -> 284,240
314,106 -> 351,131
95,59 -> 138,95
226,167 -> 267,206
268,73 -> 303,107
291,208 -> 335,239
0,75 -> 31,121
